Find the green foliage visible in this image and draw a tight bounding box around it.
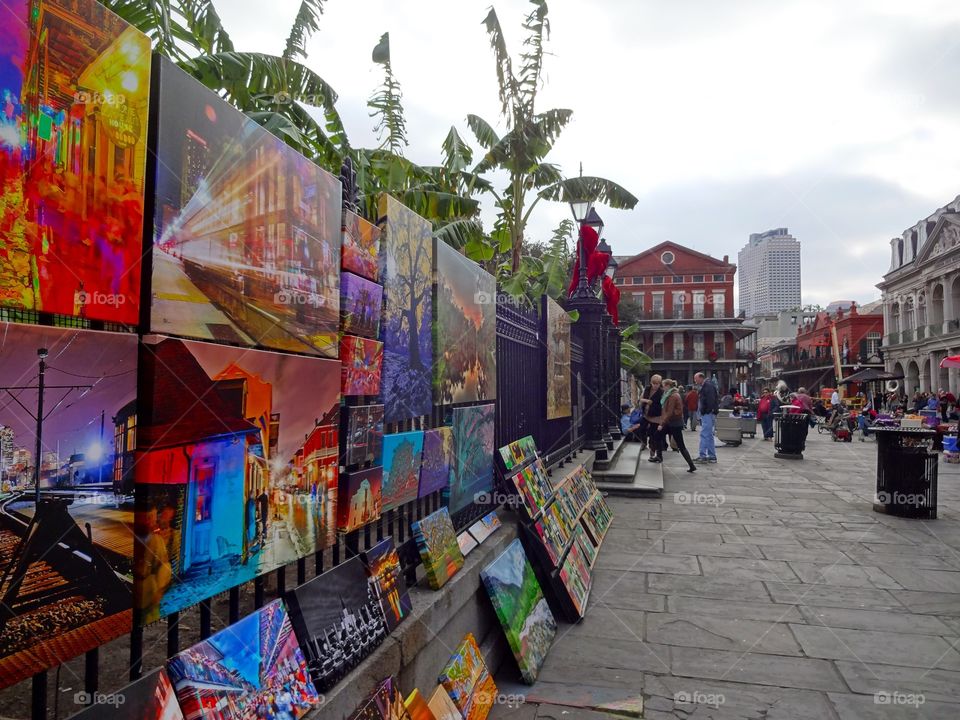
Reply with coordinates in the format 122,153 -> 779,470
369,33 -> 408,155
620,324 -> 652,377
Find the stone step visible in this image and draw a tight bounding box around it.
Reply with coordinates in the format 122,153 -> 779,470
593,442 -> 642,483
593,437 -> 626,471
597,449 -> 664,497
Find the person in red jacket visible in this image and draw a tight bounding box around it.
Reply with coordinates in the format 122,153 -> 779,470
684,385 -> 699,431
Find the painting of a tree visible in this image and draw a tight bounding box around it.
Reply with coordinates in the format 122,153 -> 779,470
545,297 -> 571,419
449,404 -> 496,513
381,431 -> 424,511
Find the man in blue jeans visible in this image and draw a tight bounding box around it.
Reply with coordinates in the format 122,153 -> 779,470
694,371 -> 718,462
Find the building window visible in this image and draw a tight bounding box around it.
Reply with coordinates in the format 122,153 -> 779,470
674,332 -> 685,359
653,332 -> 664,357
614,278 -> 624,285
713,292 -> 725,317
672,291 -> 686,318
672,276 -> 684,283
714,340 -> 725,358
866,332 -> 881,357
632,276 -> 642,284
693,275 -> 704,283
661,251 -> 675,265
651,293 -> 664,318
631,293 -> 643,309
652,276 -> 664,284
713,274 -> 724,281
693,293 -> 705,318
693,332 -> 704,359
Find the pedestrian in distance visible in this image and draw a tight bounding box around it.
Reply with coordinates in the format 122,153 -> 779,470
685,384 -> 700,431
657,379 -> 697,472
640,374 -> 665,462
694,371 -> 718,462
757,387 -> 779,440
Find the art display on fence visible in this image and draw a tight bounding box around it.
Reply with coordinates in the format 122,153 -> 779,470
149,56 -> 341,356
134,336 -> 339,622
338,467 -> 383,532
167,599 -> 320,719
343,404 -> 384,467
559,541 -> 591,616
468,511 -> 501,545
545,297 -> 572,419
498,435 -> 537,471
427,686 -> 462,719
480,539 -> 556,684
438,633 -> 497,720
341,335 -> 384,396
0,0 -> 150,323
381,431 -> 424,511
418,427 -> 453,497
68,667 -> 183,720
362,538 -> 412,632
411,507 -> 464,591
434,241 -> 497,404
378,194 -> 433,422
0,323 -> 135,686
285,555 -> 388,691
448,404 -> 495,513
351,677 -> 410,720
341,271 -> 383,338
342,209 -> 381,281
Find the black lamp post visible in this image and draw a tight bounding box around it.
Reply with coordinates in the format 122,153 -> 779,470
570,203 -> 604,299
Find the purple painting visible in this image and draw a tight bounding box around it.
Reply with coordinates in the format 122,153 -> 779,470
419,427 -> 453,498
340,272 -> 382,339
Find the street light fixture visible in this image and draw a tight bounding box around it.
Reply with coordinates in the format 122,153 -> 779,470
569,198 -> 593,224
605,253 -> 619,280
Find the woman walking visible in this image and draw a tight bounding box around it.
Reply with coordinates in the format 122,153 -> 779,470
655,379 -> 697,472
640,374 -> 664,461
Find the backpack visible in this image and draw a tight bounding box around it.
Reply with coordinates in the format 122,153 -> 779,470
758,396 -> 771,416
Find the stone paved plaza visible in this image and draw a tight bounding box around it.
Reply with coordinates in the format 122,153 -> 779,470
494,427 -> 960,719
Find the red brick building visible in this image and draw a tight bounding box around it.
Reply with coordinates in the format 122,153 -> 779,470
614,241 -> 756,388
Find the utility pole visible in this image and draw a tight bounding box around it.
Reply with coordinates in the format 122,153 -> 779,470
33,348 -> 46,504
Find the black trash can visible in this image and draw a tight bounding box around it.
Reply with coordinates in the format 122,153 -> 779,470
775,410 -> 808,459
873,427 -> 938,519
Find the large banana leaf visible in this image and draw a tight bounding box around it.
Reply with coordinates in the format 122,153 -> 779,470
466,114 -> 501,150
103,0 -> 192,59
517,0 -> 549,117
442,127 -> 473,174
539,176 -> 639,209
283,0 -> 325,61
481,8 -> 518,120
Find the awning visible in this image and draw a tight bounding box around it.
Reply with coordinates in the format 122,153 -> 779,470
839,367 -> 905,385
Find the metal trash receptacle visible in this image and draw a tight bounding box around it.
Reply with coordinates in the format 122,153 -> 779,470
740,412 -> 757,438
716,409 -> 743,446
874,427 -> 937,519
775,410 -> 808,459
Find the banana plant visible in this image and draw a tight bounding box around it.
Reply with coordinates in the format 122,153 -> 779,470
620,324 -> 653,377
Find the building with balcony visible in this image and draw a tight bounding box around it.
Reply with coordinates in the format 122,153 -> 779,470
738,228 -> 802,318
878,196 -> 960,394
614,241 -> 756,389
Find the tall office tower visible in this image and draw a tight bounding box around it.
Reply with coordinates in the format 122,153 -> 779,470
738,228 -> 801,318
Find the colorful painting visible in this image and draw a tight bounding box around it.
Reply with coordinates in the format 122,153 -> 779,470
337,467 -> 382,532
149,57 -> 341,356
411,507 -> 464,591
343,404 -> 384,467
285,555 -> 388,692
378,194 -> 433,422
404,689 -> 436,720
167,599 -> 320,719
427,686 -> 462,720
351,677 -> 410,720
362,538 -> 412,632
134,336 -> 339,623
481,539 -> 556,684
558,541 -> 591,617
498,435 -> 537,471
434,241 -> 496,404
381,431 -> 424,512
438,633 -> 497,720
341,335 -> 384,396
418,427 -> 453,497
68,667 -> 183,720
341,272 -> 383,338
457,531 -> 479,557
545,297 -> 571,419
468,511 -> 501,545
342,209 -> 381,281
0,0 -> 150,323
0,323 -> 135,686
449,404 -> 495,514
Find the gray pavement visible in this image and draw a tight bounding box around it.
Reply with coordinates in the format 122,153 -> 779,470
494,427 -> 960,719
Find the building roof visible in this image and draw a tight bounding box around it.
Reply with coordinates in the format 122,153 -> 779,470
616,241 -> 736,273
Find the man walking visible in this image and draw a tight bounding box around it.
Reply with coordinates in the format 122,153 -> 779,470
695,372 -> 718,462
685,384 -> 699,431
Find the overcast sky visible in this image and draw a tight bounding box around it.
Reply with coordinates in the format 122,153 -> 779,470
217,0 -> 960,307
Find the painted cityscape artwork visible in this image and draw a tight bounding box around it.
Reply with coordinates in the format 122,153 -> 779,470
149,57 -> 341,356
435,241 -> 497,404
480,539 -> 556,684
0,0 -> 150,323
338,467 -> 383,533
341,335 -> 384,396
378,194 -> 433,422
362,538 -> 412,633
167,599 -> 320,719
438,633 -> 497,720
411,507 -> 464,591
134,336 -> 339,623
381,431 -> 424,512
0,323 -> 135,686
418,427 -> 453,497
351,677 -> 410,720
448,404 -> 495,513
68,667 -> 183,720
342,210 -> 381,281
285,555 -> 388,692
343,404 -> 384,467
341,272 -> 382,338
545,297 -> 572,419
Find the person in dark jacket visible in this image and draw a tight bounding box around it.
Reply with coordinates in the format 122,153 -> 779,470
640,374 -> 664,461
695,372 -> 719,462
657,379 -> 696,472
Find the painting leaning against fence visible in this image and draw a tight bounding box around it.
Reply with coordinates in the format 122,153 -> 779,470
448,403 -> 495,514
418,426 -> 453,497
545,297 -> 572,419
381,431 -> 425,512
378,194 -> 433,422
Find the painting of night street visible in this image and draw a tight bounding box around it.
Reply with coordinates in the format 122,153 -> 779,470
148,57 -> 341,356
0,323 -> 136,686
134,335 -> 340,623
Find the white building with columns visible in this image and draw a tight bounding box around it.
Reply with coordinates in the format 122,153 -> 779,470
877,195 -> 960,394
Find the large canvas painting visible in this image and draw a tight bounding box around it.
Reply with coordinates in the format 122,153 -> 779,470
0,323 -> 135,686
381,431 -> 424,512
167,599 -> 320,719
411,507 -> 464,591
68,667 -> 183,720
134,336 -> 339,623
0,0 -> 150,323
418,427 -> 453,498
448,404 -> 495,514
545,297 -> 572,419
480,539 -> 556,684
362,538 -> 412,632
403,689 -> 434,720
434,242 -> 496,404
285,555 -> 388,692
378,194 -> 433,422
343,404 -> 384,467
341,272 -> 382,338
351,677 -> 410,720
427,686 -> 462,720
149,56 -> 341,356
438,633 -> 497,720
342,210 -> 381,281
341,335 -> 383,396
337,467 -> 382,533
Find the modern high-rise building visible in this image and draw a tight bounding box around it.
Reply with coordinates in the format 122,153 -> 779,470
738,228 -> 801,318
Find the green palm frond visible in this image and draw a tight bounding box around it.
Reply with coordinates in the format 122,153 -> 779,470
283,0 -> 325,60
466,114 -> 501,150
441,127 -> 473,174
369,33 -> 408,154
179,0 -> 234,54
103,0 -> 190,59
481,7 -> 519,120
539,175 -> 639,210
518,0 -> 548,116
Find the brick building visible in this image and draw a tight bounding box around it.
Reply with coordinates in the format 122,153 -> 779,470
614,241 -> 756,389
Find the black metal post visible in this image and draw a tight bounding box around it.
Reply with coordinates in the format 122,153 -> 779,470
129,623 -> 144,681
166,612 -> 179,658
31,672 -> 46,720
84,648 -> 99,701
254,576 -> 265,608
229,587 -> 240,624
297,557 -> 306,585
276,566 -> 286,596
34,349 -> 46,504
566,293 -> 609,462
199,599 -> 211,639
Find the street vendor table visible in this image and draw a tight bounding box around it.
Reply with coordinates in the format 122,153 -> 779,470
873,427 -> 938,519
